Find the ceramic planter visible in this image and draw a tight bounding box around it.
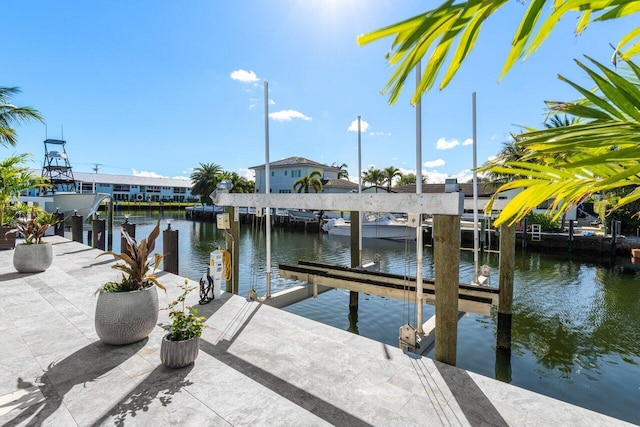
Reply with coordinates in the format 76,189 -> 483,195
13,243 -> 53,272
95,285 -> 159,345
160,334 -> 200,368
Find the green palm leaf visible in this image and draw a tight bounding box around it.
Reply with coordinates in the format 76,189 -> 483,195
358,0 -> 640,103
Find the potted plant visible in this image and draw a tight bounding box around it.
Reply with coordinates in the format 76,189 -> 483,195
160,279 -> 206,368
94,219 -> 166,345
8,206 -> 61,273
0,154 -> 50,250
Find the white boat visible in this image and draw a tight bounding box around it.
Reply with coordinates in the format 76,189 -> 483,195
23,138 -> 111,222
322,212 -> 416,240
20,192 -> 110,222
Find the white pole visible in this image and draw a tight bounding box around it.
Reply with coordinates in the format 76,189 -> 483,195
472,92 -> 479,284
265,81 -> 272,298
357,116 -> 362,266
416,60 -> 424,335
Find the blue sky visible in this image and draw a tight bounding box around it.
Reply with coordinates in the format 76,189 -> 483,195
4,1 -> 637,184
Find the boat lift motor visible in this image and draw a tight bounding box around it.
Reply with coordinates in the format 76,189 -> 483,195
199,249 -> 224,304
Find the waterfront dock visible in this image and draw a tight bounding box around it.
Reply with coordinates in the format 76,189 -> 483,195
0,237 -> 630,426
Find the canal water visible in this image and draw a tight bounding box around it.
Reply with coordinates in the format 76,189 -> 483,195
103,210 -> 640,423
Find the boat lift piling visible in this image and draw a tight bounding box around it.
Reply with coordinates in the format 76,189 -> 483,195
71,211 -> 83,244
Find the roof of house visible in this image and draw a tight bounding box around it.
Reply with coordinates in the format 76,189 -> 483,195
250,156 -> 340,171
321,178 -> 358,189
393,183 -> 497,197
72,171 -> 193,188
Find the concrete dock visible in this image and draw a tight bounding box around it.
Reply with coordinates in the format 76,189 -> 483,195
0,237 -> 630,426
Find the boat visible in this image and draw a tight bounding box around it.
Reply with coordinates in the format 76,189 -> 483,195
322,212 -> 416,240
21,139 -> 110,222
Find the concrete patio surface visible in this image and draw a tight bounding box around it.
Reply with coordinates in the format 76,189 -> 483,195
0,237 -> 631,426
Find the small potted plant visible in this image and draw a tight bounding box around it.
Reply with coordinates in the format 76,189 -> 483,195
160,279 -> 206,368
94,219 -> 167,345
9,205 -> 61,273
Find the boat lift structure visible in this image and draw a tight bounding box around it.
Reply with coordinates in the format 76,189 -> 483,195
41,139 -> 76,193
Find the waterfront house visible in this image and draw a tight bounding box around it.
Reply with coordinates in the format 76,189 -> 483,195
250,157 -> 354,194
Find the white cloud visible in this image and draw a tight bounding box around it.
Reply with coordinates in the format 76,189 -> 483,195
425,170 -> 449,184
423,158 -> 445,168
230,69 -> 260,83
172,175 -> 191,180
269,110 -> 312,122
347,119 -> 370,132
238,168 -> 255,181
436,137 -> 460,150
269,99 -> 275,105
462,138 -> 473,146
369,131 -> 391,137
487,155 -> 497,161
132,169 -> 167,178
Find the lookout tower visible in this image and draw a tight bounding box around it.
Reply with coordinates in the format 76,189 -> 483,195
41,139 -> 76,193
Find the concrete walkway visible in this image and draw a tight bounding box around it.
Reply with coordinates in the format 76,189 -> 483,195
0,237 -> 630,426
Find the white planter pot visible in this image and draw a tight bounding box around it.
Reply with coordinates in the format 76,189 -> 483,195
95,286 -> 159,345
160,334 -> 200,368
13,243 -> 53,273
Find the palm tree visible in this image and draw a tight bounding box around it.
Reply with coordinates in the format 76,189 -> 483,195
218,171 -> 254,194
357,1 -> 639,104
1,87 -> 44,147
482,56 -> 640,225
190,163 -> 223,201
331,162 -> 349,180
382,166 -> 402,192
544,114 -> 578,129
397,173 -> 427,186
293,170 -> 323,193
362,167 -> 385,192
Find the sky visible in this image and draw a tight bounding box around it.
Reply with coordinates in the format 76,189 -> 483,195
4,1 -> 638,184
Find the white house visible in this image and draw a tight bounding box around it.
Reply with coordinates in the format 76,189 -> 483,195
250,157 -> 354,193
25,171 -> 197,202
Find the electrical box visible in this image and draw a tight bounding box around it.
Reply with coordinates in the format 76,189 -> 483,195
216,213 -> 230,229
209,249 -> 223,298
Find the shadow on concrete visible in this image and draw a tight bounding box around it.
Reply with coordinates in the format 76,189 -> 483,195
199,301 -> 371,427
0,272 -> 29,283
91,364 -> 194,426
1,340 -> 146,426
435,360 -> 509,427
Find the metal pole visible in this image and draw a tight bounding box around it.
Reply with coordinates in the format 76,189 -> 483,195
357,115 -> 362,265
265,81 -> 272,298
472,92 -> 480,284
415,61 -> 424,334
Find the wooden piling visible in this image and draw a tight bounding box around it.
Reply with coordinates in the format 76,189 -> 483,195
92,218 -> 106,250
71,213 -> 83,244
54,210 -> 64,237
224,206 -> 240,295
107,200 -> 114,251
434,214 -> 460,366
163,223 -> 179,275
349,211 -> 360,309
121,220 -> 136,258
497,223 -> 515,350
568,220 -> 574,254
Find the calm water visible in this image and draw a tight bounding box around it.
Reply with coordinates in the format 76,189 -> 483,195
102,210 -> 640,424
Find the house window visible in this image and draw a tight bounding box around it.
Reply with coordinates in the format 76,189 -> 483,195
292,170 -> 301,178
271,171 -> 274,177
284,170 -> 288,176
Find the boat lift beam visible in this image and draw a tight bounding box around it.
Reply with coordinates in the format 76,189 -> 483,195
211,192 -> 465,215
278,260 -> 498,317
